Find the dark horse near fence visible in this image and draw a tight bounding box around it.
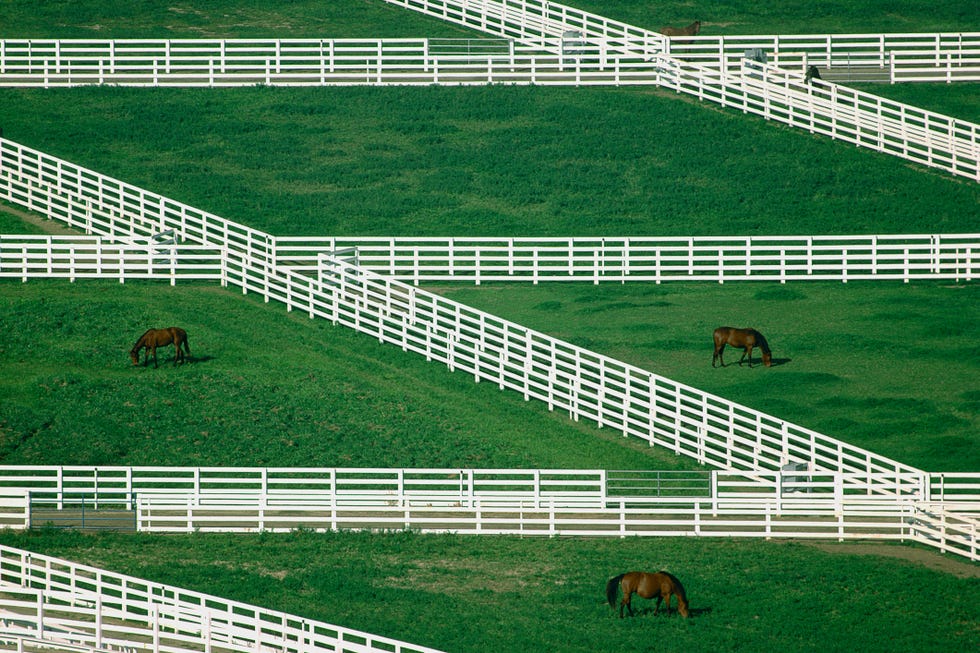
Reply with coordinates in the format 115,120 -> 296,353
130,327 -> 190,368
712,326 -> 772,368
659,20 -> 701,37
607,571 -> 690,618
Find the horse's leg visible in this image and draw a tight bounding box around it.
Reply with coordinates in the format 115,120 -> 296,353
745,344 -> 754,367
714,343 -> 725,367
653,595 -> 663,615
151,345 -> 158,368
620,590 -> 633,618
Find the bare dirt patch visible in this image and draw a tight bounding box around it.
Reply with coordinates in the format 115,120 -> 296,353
1,203 -> 82,237
805,541 -> 980,578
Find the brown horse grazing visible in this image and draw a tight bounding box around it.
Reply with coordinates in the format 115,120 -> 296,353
130,327 -> 190,368
607,571 -> 689,618
712,326 -> 771,368
659,20 -> 701,37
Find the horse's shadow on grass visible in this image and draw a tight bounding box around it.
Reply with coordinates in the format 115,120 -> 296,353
623,606 -> 712,618
769,357 -> 792,367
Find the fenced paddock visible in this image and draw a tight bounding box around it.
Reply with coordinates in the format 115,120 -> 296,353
0,136 -> 962,500
0,545 -> 445,653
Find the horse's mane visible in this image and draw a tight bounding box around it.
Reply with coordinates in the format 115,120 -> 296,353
658,570 -> 687,598
751,329 -> 771,354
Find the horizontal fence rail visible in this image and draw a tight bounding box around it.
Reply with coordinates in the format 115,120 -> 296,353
0,466 -> 975,558
0,235 -> 223,284
0,137 -> 937,495
0,37 -> 667,88
7,33 -> 976,87
0,545 -> 445,653
3,43 -> 977,180
5,466 -> 974,509
271,234 -> 980,284
385,0 -> 980,82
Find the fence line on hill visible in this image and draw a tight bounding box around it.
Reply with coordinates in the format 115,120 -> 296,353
0,235 -> 224,284
2,41 -> 978,180
0,37 -> 666,87
0,545 -> 445,653
659,56 -> 980,182
661,32 -> 980,82
271,234 -> 979,284
383,0 -> 980,81
0,467 -> 975,558
3,33 -> 978,87
0,136 -> 932,496
383,0 -> 980,181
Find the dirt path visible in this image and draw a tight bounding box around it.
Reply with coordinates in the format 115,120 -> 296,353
1,202 -> 84,236
805,541 -> 980,578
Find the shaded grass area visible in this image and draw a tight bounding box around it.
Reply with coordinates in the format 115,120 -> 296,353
0,280 -> 690,471
5,0 -> 978,38
1,85 -> 977,239
0,0 -> 476,39
2,530 -> 977,653
441,281 -> 980,472
571,0 -> 980,35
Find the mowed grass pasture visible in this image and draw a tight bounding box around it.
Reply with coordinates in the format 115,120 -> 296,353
1,1 -> 978,652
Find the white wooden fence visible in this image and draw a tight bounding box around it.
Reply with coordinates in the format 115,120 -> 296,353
0,37 -> 666,87
384,0 -> 980,81
662,32 -> 980,82
383,0 -> 980,181
0,545 -> 444,653
658,56 -> 980,182
0,235 -> 223,284
0,467 -> 976,558
271,234 -> 979,284
0,137 -> 946,497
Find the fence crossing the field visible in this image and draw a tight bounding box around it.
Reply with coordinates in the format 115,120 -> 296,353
0,467 -> 975,559
2,38 -> 979,179
0,545 -> 444,653
0,136 -> 949,498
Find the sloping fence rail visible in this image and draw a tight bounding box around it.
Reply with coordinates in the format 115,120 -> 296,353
383,0 -> 980,181
384,0 -> 980,82
658,56 -> 980,182
662,32 -> 980,82
0,545 -> 444,653
271,234 -> 979,284
382,0 -> 662,52
0,137 -> 939,496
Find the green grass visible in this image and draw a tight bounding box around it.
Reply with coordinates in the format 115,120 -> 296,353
0,530 -> 976,653
0,279 -> 693,470
0,3 -> 977,652
0,0 -> 476,39
440,281 -> 980,472
1,85 -> 977,239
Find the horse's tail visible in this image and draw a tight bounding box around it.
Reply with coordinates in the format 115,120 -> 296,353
182,332 -> 191,354
606,574 -> 625,608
